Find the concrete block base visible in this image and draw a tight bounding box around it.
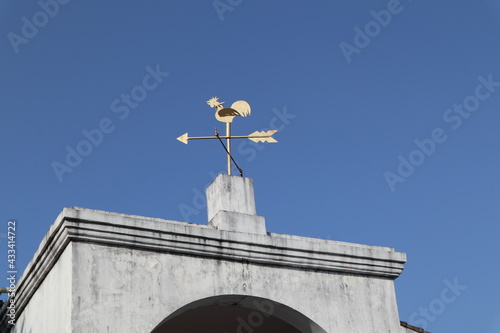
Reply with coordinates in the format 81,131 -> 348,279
206,174 -> 267,234
208,210 -> 267,235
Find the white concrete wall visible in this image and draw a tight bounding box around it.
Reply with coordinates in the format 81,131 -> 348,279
10,245 -> 72,333
0,206 -> 408,332
71,242 -> 402,333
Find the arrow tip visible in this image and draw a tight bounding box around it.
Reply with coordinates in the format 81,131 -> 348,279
177,132 -> 189,144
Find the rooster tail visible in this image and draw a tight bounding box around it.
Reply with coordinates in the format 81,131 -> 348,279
231,100 -> 251,117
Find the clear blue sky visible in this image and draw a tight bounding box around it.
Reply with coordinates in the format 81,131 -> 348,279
2,0 -> 500,331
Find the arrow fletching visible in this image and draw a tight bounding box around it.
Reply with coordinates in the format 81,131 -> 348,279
248,130 -> 278,143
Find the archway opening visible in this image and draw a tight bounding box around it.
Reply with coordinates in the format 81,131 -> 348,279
151,295 -> 327,333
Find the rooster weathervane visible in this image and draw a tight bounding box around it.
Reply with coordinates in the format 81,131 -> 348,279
177,97 -> 278,176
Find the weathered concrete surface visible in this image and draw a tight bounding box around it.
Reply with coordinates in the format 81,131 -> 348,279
207,174 -> 267,234
207,174 -> 258,219
0,206 -> 409,332
8,243 -> 72,332
209,210 -> 267,234
70,242 -> 401,332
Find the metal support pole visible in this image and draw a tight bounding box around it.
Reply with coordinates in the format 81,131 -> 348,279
226,122 -> 231,175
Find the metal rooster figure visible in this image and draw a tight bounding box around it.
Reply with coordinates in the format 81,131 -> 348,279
177,97 -> 278,176
206,97 -> 251,123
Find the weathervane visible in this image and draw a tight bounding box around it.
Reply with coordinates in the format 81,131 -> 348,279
177,97 -> 278,176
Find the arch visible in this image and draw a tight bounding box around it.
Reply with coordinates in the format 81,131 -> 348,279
151,294 -> 328,333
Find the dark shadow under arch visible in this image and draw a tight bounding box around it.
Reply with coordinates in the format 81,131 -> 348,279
151,295 -> 328,333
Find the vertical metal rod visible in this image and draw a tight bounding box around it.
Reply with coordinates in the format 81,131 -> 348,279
215,128 -> 243,177
226,122 -> 231,175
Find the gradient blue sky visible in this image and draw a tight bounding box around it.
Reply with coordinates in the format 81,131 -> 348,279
2,0 -> 500,332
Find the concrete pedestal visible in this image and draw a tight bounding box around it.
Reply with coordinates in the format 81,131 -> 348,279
206,174 -> 267,235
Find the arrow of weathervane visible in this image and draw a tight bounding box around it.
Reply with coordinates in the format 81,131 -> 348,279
177,130 -> 278,144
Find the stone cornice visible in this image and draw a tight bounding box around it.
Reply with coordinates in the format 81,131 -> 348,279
0,207 -> 406,329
